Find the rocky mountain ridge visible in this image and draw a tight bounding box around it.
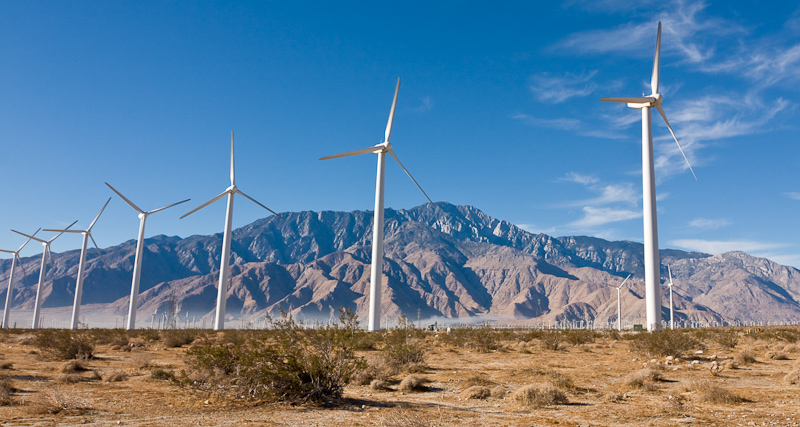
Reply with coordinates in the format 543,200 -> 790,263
1,202 -> 799,327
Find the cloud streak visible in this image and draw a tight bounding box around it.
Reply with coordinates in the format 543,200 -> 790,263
529,71 -> 599,103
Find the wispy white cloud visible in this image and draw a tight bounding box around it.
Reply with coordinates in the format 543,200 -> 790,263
529,71 -> 598,103
570,206 -> 641,228
561,172 -> 599,186
688,217 -> 732,229
785,192 -> 800,200
413,96 -> 435,113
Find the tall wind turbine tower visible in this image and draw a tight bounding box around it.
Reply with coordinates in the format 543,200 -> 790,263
13,222 -> 77,328
609,274 -> 631,331
601,22 -> 696,331
45,198 -> 111,329
1,229 -> 39,328
320,78 -> 433,331
106,182 -> 189,330
181,131 -> 281,331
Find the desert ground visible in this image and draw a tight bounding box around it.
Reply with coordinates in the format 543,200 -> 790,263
1,325 -> 800,426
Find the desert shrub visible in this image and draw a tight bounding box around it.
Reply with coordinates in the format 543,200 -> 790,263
184,308 -> 364,404
694,329 -> 739,349
624,368 -> 663,389
162,329 -> 200,348
379,408 -> 429,427
783,367 -> 800,385
130,351 -> 154,369
766,351 -> 789,360
734,350 -> 757,365
0,376 -> 14,406
564,329 -> 596,346
31,330 -> 94,360
38,390 -> 90,414
0,362 -> 12,370
398,374 -> 429,392
661,394 -> 690,413
628,329 -> 700,358
690,381 -> 746,404
546,371 -> 576,390
462,374 -> 495,388
539,330 -> 563,351
149,367 -> 177,382
370,379 -> 391,391
61,360 -> 89,373
56,373 -> 86,384
89,328 -> 129,347
762,328 -> 800,343
104,370 -> 128,382
462,324 -> 499,352
383,316 -> 426,371
459,385 -> 490,399
783,344 -> 800,354
490,385 -> 507,398
137,328 -> 161,342
512,383 -> 568,407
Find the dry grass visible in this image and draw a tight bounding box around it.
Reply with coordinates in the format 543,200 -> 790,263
783,367 -> 800,385
623,367 -> 663,389
370,379 -> 392,391
766,350 -> 790,360
379,408 -> 430,427
398,374 -> 430,392
687,380 -> 747,404
104,370 -> 128,382
0,376 -> 14,406
734,350 -> 757,365
459,385 -> 491,399
512,383 -> 568,407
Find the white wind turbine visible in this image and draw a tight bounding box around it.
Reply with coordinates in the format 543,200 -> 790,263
601,22 -> 696,332
181,131 -> 281,331
1,229 -> 39,328
665,265 -> 676,329
45,198 -> 111,329
13,221 -> 78,328
320,78 -> 433,332
609,274 -> 631,331
105,182 -> 189,330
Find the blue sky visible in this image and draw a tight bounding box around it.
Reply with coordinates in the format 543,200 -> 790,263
2,1 -> 799,268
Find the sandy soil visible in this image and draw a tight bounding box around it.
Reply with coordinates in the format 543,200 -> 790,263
1,328 -> 799,426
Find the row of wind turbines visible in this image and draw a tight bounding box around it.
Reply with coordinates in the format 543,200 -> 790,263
609,265 -> 680,332
3,21 -> 692,332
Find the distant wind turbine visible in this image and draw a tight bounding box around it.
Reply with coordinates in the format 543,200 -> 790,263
320,78 -> 433,331
666,265 -> 676,329
609,274 -> 631,331
181,131 -> 281,331
105,182 -> 189,330
13,221 -> 78,328
1,229 -> 40,328
45,198 -> 111,329
601,22 -> 696,331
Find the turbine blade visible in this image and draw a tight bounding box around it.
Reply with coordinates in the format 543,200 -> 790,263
89,233 -> 109,269
230,131 -> 235,186
319,145 -> 383,160
388,149 -> 433,204
619,273 -> 632,288
15,228 -> 41,252
88,197 -> 112,231
235,189 -> 284,219
652,21 -> 661,94
46,220 -> 79,243
16,254 -> 31,288
105,182 -> 144,213
600,97 -> 655,103
11,229 -> 47,244
0,249 -> 13,254
42,229 -> 83,233
656,104 -> 697,180
385,78 -> 401,143
148,198 -> 191,215
180,191 -> 229,219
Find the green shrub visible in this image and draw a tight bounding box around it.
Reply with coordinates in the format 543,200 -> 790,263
382,316 -> 426,371
564,329 -> 597,346
628,329 -> 700,358
162,329 -> 201,348
184,308 -> 364,404
539,330 -> 563,351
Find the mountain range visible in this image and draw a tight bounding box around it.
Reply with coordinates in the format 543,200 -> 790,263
1,202 -> 799,328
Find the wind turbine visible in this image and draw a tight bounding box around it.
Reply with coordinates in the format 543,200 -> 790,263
45,198 -> 111,329
12,221 -> 78,328
665,265 -> 676,329
609,274 -> 631,331
181,131 -> 281,331
1,229 -> 40,328
105,182 -> 189,330
601,22 -> 696,331
320,78 -> 433,332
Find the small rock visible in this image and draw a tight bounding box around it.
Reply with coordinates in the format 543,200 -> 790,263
691,360 -> 700,365
695,350 -> 704,354
650,359 -> 658,364
710,354 -> 717,360
665,356 -> 674,361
